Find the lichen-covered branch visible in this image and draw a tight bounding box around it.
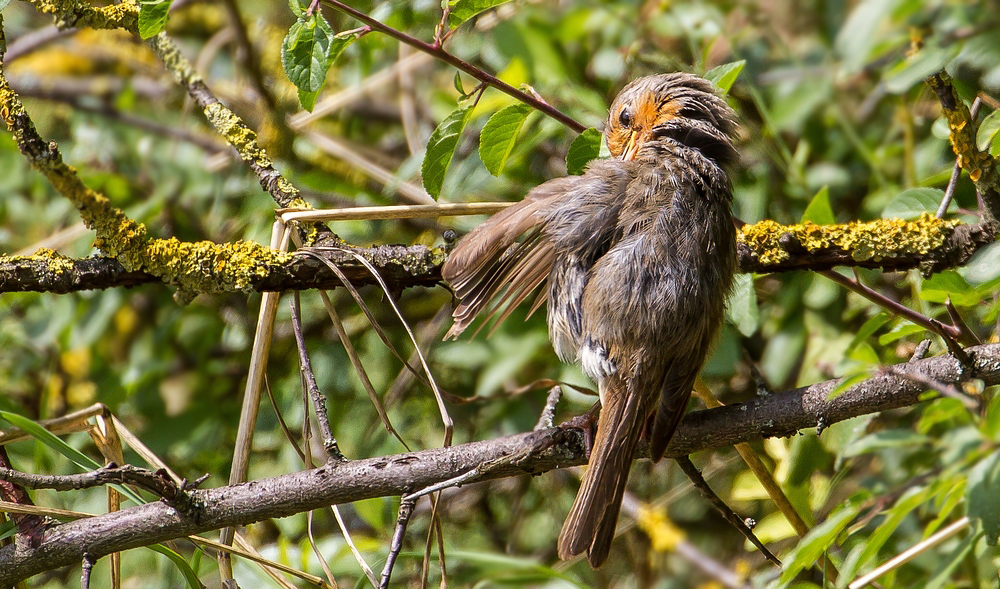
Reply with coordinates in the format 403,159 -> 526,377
2,341 -> 998,585
0,215 -> 990,294
736,213 -> 990,275
0,244 -> 446,294
926,73 -> 1000,226
0,35 -> 294,301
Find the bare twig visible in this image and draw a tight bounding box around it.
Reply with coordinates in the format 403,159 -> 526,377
320,0 -> 586,133
534,387 -> 563,431
884,366 -> 979,410
822,270 -> 966,343
674,456 -> 781,566
849,517 -> 972,589
290,293 -> 343,461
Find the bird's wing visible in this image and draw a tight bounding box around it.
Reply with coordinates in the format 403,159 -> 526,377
442,176 -> 576,339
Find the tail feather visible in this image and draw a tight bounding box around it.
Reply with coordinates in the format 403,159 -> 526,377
648,373 -> 695,462
558,379 -> 648,567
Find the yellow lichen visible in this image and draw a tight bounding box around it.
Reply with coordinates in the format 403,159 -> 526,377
738,213 -> 960,266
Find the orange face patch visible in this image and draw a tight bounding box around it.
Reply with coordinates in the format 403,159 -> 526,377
606,91 -> 682,160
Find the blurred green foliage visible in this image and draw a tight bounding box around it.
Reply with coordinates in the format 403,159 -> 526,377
1,0 -> 1000,587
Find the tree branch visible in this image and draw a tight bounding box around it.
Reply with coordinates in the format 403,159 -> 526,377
1,213 -> 989,294
2,342 -> 996,585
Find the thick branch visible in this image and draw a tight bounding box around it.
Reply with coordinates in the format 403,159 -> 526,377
0,243 -> 445,294
2,215 -> 991,294
2,342 -> 997,584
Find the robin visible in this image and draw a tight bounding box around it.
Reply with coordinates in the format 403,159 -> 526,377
442,73 -> 739,567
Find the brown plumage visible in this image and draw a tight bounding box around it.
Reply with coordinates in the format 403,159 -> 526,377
442,73 -> 739,567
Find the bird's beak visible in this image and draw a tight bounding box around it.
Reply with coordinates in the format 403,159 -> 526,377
620,130 -> 640,161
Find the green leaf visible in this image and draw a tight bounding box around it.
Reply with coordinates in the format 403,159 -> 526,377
846,312 -> 888,354
282,11 -> 357,100
565,128 -> 602,175
0,411 -> 146,505
976,109 -> 1000,152
925,528 -> 982,589
967,451 -> 1000,545
0,519 -> 16,542
297,88 -> 319,112
448,0 -> 513,27
779,499 -> 863,584
881,187 -> 953,220
138,0 -> 172,40
704,60 -> 745,94
883,43 -> 961,94
842,429 -> 930,457
855,486 -> 930,570
148,544 -> 203,589
479,103 -> 532,176
920,270 -> 978,307
827,369 -> 874,401
0,410 -> 100,472
801,186 -> 835,225
287,0 -> 304,17
878,322 -> 925,345
422,101 -> 474,199
453,72 -> 466,97
725,273 -> 759,336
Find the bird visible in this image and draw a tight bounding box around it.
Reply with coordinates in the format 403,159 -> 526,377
441,72 -> 739,567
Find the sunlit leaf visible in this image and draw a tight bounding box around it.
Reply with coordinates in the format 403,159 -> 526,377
976,109 -> 1000,152
882,187 -> 953,219
566,127 -> 601,175
297,88 -> 319,112
843,429 -> 930,457
479,103 -> 532,176
779,498 -> 863,584
138,0 -> 172,39
846,312 -> 888,353
884,44 -> 961,94
878,321 -> 925,345
449,0 -> 514,27
0,410 -> 100,472
725,273 -> 759,336
967,451 -> 1000,545
281,10 -> 359,109
920,270 -> 979,307
0,411 -> 145,505
801,185 -> 835,225
422,101 -> 474,199
705,60 -> 745,94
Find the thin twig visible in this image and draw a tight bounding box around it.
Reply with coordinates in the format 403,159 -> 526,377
849,517 -> 971,589
822,270 -> 966,344
534,387 -> 563,431
884,366 -> 979,410
81,553 -> 95,589
318,291 -> 410,450
298,246 -> 453,447
674,456 -> 781,567
320,0 -> 586,132
290,293 -> 343,461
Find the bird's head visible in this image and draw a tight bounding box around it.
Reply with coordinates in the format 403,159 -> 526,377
605,72 -> 738,166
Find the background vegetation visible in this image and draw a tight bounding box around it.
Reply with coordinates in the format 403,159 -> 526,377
1,0 -> 1000,587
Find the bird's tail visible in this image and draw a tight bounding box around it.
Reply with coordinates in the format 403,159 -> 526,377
557,377 -> 647,567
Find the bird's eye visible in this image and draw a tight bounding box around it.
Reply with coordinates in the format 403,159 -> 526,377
618,108 -> 632,128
